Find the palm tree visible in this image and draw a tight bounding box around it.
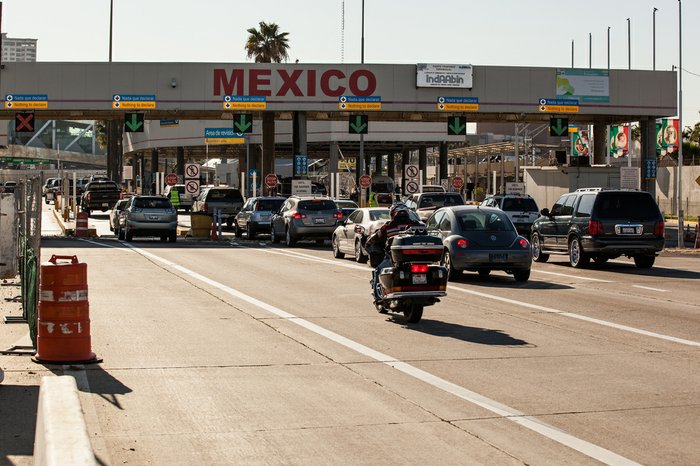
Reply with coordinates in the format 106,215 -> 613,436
245,22 -> 290,63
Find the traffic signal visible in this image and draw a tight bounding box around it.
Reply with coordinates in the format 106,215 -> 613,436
348,115 -> 368,134
549,117 -> 569,137
447,116 -> 466,135
233,113 -> 253,133
15,112 -> 35,132
124,113 -> 145,132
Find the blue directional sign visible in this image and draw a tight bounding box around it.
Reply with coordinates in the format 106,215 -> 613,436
112,94 -> 156,109
5,94 -> 49,109
437,96 -> 479,111
160,119 -> 179,127
338,96 -> 382,110
248,168 -> 258,177
538,98 -> 580,113
294,154 -> 308,176
223,95 -> 267,110
204,128 -> 247,145
644,160 -> 657,180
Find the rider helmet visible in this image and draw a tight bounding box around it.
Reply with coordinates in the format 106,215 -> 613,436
390,202 -> 410,219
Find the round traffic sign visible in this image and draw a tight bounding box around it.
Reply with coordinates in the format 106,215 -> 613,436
265,173 -> 278,188
185,163 -> 200,179
452,176 -> 464,190
165,173 -> 178,186
359,174 -> 372,189
185,180 -> 200,195
405,164 -> 419,178
405,180 -> 419,194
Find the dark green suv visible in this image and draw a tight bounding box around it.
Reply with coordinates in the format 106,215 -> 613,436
530,188 -> 664,269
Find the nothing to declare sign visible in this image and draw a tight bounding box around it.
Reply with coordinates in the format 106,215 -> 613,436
416,64 -> 472,89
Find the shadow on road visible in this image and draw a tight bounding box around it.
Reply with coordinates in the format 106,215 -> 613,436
388,317 -> 531,346
548,260 -> 700,280
0,383 -> 39,463
450,273 -> 574,290
48,365 -> 133,410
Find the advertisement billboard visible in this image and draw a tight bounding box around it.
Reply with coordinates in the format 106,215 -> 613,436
609,125 -> 629,158
572,129 -> 590,157
656,118 -> 679,156
416,64 -> 473,88
556,69 -> 609,103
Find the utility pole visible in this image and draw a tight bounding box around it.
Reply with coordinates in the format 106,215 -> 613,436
589,33 -> 592,68
627,18 -> 631,70
571,40 -> 574,68
677,0 -> 684,247
607,27 -> 611,70
653,7 -> 658,70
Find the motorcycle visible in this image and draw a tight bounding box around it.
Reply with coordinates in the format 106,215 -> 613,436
368,226 -> 448,323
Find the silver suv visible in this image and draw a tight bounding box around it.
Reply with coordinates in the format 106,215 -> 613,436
119,195 -> 178,243
234,196 -> 286,240
270,196 -> 342,247
482,194 -> 539,237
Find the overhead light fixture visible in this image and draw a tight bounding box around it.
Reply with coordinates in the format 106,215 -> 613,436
170,78 -> 178,88
316,112 -> 329,119
409,113 -> 422,121
278,112 -> 293,120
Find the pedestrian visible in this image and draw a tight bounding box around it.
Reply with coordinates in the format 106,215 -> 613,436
369,191 -> 378,207
169,186 -> 180,210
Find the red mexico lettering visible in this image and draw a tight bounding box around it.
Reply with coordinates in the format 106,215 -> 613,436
277,69 -> 304,97
249,69 -> 272,96
213,69 -> 244,96
349,70 -> 376,96
320,69 -> 346,97
306,70 -> 316,97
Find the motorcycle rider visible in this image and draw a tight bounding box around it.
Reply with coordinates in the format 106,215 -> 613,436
366,202 -> 422,303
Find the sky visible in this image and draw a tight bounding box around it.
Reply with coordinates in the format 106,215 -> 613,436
3,0 -> 699,127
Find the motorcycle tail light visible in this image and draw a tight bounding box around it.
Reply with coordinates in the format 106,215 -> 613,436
456,239 -> 469,249
519,238 -> 529,248
654,220 -> 665,236
410,264 -> 429,273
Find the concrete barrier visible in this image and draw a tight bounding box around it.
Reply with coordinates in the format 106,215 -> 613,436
34,376 -> 96,466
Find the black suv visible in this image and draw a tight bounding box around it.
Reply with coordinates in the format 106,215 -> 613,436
530,188 -> 664,269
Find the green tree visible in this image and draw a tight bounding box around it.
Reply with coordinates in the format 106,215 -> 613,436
245,22 -> 290,63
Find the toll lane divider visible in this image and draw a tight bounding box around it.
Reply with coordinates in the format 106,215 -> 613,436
89,239 -> 640,465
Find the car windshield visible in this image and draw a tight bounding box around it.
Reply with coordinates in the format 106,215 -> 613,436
502,197 -> 538,212
418,194 -> 463,208
369,210 -> 390,221
595,192 -> 661,220
208,190 -> 242,201
336,200 -> 359,209
256,199 -> 285,211
133,197 -> 172,209
458,211 -> 514,232
298,200 -> 337,211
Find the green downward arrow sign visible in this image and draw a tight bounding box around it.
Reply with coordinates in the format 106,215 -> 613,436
550,118 -> 568,136
350,115 -> 368,134
125,113 -> 143,132
234,114 -> 253,133
448,117 -> 466,135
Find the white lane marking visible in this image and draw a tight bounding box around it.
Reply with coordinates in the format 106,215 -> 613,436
448,285 -> 699,347
532,269 -> 614,283
632,285 -> 668,293
96,240 -> 640,466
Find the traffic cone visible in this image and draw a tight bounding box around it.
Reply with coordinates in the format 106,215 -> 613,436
210,219 -> 217,241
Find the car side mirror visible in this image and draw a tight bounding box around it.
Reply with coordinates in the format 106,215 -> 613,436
540,208 -> 551,217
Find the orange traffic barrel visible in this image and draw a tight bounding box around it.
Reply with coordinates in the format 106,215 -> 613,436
75,212 -> 88,237
34,255 -> 101,364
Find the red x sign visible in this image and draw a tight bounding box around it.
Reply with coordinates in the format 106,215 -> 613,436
15,112 -> 35,132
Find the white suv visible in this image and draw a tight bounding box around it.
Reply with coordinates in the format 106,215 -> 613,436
481,194 -> 539,237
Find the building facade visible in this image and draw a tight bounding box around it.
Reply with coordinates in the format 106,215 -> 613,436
1,33 -> 37,62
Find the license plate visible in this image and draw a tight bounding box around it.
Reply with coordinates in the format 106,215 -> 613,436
102,203 -> 109,207
490,253 -> 507,263
412,274 -> 427,285
621,227 -> 637,234
314,218 -> 325,224
149,215 -> 160,220
260,215 -> 270,220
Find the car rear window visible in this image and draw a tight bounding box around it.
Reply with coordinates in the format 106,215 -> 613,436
256,199 -> 285,211
86,182 -> 119,191
595,192 -> 661,220
418,194 -> 464,208
369,210 -> 390,221
501,197 -> 538,212
298,200 -> 337,211
458,211 -> 514,232
133,197 -> 172,209
208,189 -> 242,201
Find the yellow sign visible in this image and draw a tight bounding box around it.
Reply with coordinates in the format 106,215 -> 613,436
437,103 -> 479,111
112,101 -> 156,109
5,101 -> 48,109
204,138 -> 246,145
538,105 -> 579,113
696,175 -> 700,187
223,101 -> 267,110
338,102 -> 382,111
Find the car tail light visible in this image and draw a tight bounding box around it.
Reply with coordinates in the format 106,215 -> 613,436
86,193 -> 91,201
119,191 -> 123,200
654,220 -> 665,236
203,203 -> 208,212
456,239 -> 469,249
588,220 -> 603,235
410,264 -> 429,273
333,210 -> 343,219
292,212 -> 306,219
518,238 -> 529,248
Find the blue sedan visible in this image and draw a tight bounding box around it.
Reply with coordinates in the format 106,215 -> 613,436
425,206 -> 532,282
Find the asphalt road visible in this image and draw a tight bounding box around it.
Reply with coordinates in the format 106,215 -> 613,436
2,207 -> 699,465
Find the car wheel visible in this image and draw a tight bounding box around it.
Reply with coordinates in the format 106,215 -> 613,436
117,228 -> 124,241
125,227 -> 133,242
478,269 -> 491,277
285,227 -> 296,247
315,239 -> 325,246
225,218 -> 233,229
568,237 -> 589,268
513,269 -> 530,282
441,250 -> 460,281
332,236 -> 345,258
248,229 -> 256,240
160,235 -> 167,242
531,233 -> 549,263
168,232 -> 177,243
234,225 -> 242,238
355,239 -> 368,263
634,255 -> 655,269
270,226 -> 280,244
403,304 -> 424,324
109,223 -> 114,232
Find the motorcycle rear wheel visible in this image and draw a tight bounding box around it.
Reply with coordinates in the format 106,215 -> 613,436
403,304 -> 423,324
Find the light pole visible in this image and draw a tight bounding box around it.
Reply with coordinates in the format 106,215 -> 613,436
109,0 -> 114,62
653,7 -> 658,70
677,0 -> 684,247
589,33 -> 592,68
607,26 -> 611,70
627,18 -> 631,70
359,0 -> 365,191
571,40 -> 574,68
